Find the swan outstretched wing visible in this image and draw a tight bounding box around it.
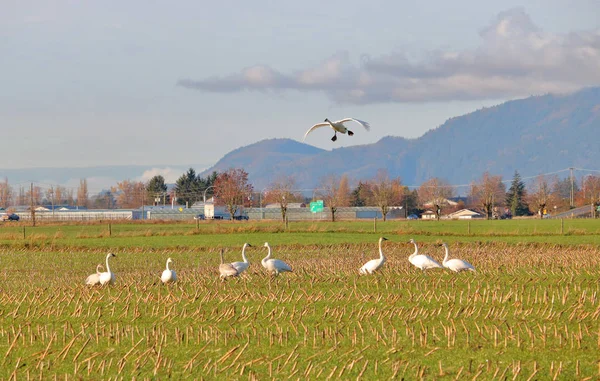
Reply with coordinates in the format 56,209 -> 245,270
338,118 -> 371,131
302,122 -> 330,141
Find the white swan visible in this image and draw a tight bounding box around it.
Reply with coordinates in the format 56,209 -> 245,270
99,253 -> 116,285
85,264 -> 104,286
161,257 -> 178,284
303,118 -> 371,142
408,239 -> 443,271
441,243 -> 476,273
359,237 -> 388,274
262,242 -> 292,276
231,243 -> 251,275
219,249 -> 239,280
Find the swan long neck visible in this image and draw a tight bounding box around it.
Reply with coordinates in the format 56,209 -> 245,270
220,250 -> 225,264
96,264 -> 102,274
262,244 -> 271,263
443,245 -> 449,264
378,239 -> 386,261
409,242 -> 418,258
105,254 -> 111,273
242,244 -> 249,263
166,260 -> 171,271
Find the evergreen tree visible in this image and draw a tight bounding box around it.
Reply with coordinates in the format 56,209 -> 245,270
174,168 -> 200,206
198,171 -> 218,201
350,182 -> 368,207
505,171 -> 530,216
146,175 -> 168,205
174,169 -> 219,206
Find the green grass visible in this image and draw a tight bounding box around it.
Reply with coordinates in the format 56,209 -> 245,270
1,219 -> 600,249
0,220 -> 599,379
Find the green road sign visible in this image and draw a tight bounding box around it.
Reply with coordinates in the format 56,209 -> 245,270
310,200 -> 324,213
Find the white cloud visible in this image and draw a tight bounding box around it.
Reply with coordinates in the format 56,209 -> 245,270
138,167 -> 183,184
177,8 -> 600,104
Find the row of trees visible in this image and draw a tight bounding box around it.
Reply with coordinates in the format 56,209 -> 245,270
2,168 -> 600,220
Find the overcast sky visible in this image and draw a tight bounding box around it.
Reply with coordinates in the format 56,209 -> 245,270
1,0 -> 599,188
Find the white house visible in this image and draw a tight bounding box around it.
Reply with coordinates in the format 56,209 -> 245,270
421,210 -> 437,220
446,209 -> 483,220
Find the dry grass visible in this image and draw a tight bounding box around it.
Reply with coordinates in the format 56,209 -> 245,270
0,241 -> 599,379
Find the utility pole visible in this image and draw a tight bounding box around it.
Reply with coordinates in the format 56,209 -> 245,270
30,182 -> 36,227
569,167 -> 574,208
50,185 -> 55,220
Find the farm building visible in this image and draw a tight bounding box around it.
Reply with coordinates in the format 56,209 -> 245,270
446,209 -> 483,219
421,210 -> 437,220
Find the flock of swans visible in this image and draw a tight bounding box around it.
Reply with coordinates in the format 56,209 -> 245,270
85,242 -> 293,286
359,237 -> 475,275
85,238 -> 474,286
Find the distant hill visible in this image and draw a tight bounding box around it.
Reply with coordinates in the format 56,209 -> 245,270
201,87 -> 600,189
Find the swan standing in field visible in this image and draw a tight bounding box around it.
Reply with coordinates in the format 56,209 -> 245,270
303,118 -> 371,142
99,253 -> 116,285
262,242 -> 292,276
85,264 -> 104,286
219,249 -> 239,280
230,243 -> 251,275
161,257 -> 178,284
408,239 -> 443,271
359,237 -> 388,274
440,243 -> 476,272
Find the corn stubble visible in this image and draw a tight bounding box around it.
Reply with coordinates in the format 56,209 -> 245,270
0,242 -> 599,379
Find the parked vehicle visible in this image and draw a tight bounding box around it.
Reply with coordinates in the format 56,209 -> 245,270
193,214 -> 205,220
1,213 -> 19,221
204,204 -> 248,220
407,214 -> 419,220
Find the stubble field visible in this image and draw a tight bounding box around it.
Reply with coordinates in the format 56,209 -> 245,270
0,219 -> 599,380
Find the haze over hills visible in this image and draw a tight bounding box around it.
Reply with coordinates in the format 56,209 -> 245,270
3,87 -> 598,195
0,165 -> 202,195
201,87 -> 600,189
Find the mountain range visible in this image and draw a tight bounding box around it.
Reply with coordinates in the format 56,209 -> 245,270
201,87 -> 600,189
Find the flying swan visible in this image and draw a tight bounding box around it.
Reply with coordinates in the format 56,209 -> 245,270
359,237 -> 388,274
303,118 -> 371,142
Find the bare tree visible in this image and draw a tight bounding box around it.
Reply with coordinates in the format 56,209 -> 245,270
214,168 -> 254,220
582,175 -> 600,218
0,178 -> 13,208
418,177 -> 454,220
25,185 -> 43,206
265,176 -> 302,222
16,186 -> 26,206
528,175 -> 555,219
77,179 -> 89,208
45,186 -> 55,211
366,170 -> 403,221
54,186 -> 65,205
112,180 -> 146,208
65,189 -> 75,206
469,172 -> 506,219
317,174 -> 350,222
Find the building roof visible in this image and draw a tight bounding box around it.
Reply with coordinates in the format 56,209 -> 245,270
446,208 -> 482,218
